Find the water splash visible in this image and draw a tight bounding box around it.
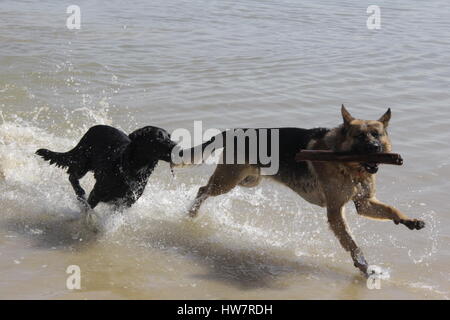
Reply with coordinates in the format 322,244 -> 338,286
0,111 -> 446,298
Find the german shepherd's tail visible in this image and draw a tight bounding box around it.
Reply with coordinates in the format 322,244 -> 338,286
35,148 -> 74,169
172,132 -> 225,168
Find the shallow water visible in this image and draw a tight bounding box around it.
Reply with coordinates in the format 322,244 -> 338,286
0,0 -> 449,299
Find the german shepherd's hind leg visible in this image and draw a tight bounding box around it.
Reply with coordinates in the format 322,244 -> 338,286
354,198 -> 425,230
188,186 -> 209,218
238,166 -> 261,188
188,164 -> 254,218
327,206 -> 369,275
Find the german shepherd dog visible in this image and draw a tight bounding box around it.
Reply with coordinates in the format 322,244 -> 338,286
175,106 -> 425,275
36,125 -> 176,213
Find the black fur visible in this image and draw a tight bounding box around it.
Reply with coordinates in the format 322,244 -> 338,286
177,127 -> 329,175
175,127 -> 330,197
36,125 -> 176,209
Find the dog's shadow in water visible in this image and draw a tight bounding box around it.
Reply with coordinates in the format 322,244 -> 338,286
142,217 -> 353,291
2,208 -> 360,292
2,211 -> 99,250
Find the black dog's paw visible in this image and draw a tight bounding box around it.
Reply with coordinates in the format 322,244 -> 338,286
77,196 -> 91,212
399,219 -> 425,230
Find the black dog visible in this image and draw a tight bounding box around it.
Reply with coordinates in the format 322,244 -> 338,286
36,125 -> 175,210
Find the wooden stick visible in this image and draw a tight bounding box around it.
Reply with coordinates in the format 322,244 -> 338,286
295,150 -> 403,165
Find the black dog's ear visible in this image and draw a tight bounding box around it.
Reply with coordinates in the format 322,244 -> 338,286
129,126 -> 153,141
341,104 -> 354,127
378,108 -> 391,128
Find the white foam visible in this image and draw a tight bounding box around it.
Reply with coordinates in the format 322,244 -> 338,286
367,265 -> 391,280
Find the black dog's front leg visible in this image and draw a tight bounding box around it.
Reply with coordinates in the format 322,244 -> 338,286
69,174 -> 90,210
87,189 -> 101,209
69,174 -> 85,197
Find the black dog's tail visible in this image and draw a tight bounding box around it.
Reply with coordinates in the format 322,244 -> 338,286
35,148 -> 74,169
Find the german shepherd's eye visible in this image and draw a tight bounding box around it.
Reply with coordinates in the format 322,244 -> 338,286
356,133 -> 366,139
371,131 -> 380,138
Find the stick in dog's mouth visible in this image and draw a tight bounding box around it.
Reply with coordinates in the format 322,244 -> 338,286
295,150 -> 403,174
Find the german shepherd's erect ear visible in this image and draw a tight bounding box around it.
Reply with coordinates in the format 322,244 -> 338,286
341,104 -> 354,127
378,108 -> 391,128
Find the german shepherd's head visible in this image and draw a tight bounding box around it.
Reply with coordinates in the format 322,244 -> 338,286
336,105 -> 392,173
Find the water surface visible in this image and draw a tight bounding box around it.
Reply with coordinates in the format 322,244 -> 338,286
0,0 -> 449,299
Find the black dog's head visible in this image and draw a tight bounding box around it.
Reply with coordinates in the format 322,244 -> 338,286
129,126 -> 176,164
339,105 -> 392,173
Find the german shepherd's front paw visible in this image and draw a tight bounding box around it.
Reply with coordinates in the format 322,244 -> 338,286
396,219 -> 425,230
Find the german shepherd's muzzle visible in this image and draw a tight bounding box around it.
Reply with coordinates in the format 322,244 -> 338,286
175,105 -> 425,276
